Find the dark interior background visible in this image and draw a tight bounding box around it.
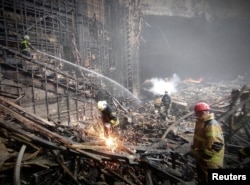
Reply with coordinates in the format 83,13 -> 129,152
139,15 -> 250,82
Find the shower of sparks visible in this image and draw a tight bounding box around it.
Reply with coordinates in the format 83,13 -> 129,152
103,136 -> 119,152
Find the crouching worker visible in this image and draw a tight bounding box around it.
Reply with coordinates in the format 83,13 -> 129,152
19,35 -> 34,57
97,100 -> 119,137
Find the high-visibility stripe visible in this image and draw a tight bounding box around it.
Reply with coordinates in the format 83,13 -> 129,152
22,48 -> 30,51
208,155 -> 223,163
206,132 -> 223,138
204,149 -> 224,163
204,149 -> 215,156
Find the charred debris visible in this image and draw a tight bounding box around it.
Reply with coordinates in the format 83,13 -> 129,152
0,0 -> 250,184
0,54 -> 250,185
0,39 -> 250,185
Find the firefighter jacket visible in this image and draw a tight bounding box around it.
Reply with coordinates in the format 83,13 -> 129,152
191,113 -> 224,167
101,104 -> 119,127
19,39 -> 31,52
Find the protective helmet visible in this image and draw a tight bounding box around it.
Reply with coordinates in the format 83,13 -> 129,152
194,102 -> 210,112
231,88 -> 240,96
97,101 -> 107,111
24,35 -> 30,40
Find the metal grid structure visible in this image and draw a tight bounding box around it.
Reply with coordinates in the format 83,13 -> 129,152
0,0 -> 75,56
0,0 -> 141,124
0,0 -> 97,125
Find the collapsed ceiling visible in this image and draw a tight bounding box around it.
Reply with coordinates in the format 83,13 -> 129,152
140,0 -> 250,21
138,0 -> 250,82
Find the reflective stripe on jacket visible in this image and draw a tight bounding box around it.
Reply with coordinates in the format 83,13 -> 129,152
192,113 -> 224,166
20,39 -> 31,51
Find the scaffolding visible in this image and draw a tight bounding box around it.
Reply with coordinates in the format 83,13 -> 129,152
0,0 -> 140,125
0,0 -> 91,125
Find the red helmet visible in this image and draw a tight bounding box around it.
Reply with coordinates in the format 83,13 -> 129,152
194,102 -> 210,112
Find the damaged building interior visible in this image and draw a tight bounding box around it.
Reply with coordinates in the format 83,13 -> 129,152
0,0 -> 250,184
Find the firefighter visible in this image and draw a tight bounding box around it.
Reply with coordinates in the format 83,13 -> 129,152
191,102 -> 224,185
19,35 -> 33,56
161,91 -> 171,119
97,100 -> 119,137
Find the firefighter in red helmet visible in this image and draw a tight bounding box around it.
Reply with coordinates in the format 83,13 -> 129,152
191,102 -> 224,185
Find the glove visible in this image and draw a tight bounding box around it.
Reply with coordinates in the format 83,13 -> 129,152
110,120 -> 119,127
211,142 -> 224,152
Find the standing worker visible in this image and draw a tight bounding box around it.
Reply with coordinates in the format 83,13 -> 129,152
19,35 -> 33,57
191,102 -> 224,185
161,91 -> 172,119
97,100 -> 119,137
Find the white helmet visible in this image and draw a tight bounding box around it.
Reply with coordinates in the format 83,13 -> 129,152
97,101 -> 107,111
24,35 -> 30,40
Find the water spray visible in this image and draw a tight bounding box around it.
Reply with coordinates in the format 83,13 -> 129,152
34,48 -> 140,103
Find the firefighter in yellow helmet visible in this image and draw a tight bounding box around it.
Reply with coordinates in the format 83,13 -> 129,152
19,35 -> 33,57
191,102 -> 224,185
97,100 -> 119,137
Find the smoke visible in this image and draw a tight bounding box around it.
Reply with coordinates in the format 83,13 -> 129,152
142,73 -> 181,96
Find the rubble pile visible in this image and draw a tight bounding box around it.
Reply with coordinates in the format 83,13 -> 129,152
0,76 -> 250,185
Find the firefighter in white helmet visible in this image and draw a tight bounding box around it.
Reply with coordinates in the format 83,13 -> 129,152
97,100 -> 119,137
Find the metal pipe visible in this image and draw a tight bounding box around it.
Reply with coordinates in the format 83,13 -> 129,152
14,144 -> 27,185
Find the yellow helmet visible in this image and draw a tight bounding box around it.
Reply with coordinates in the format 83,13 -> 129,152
97,101 -> 107,111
